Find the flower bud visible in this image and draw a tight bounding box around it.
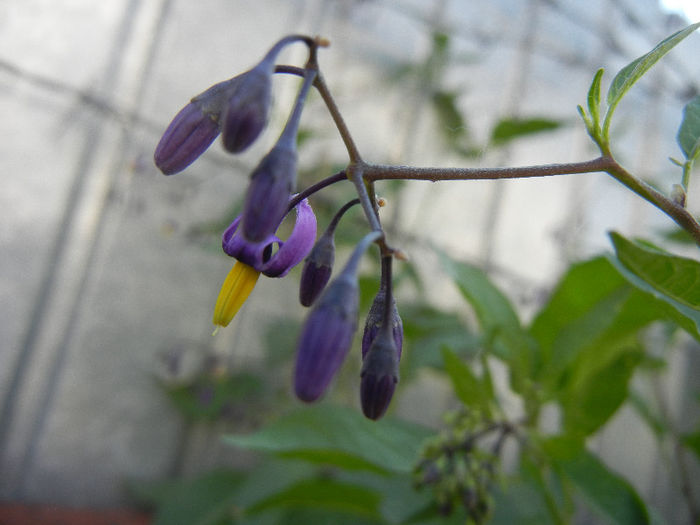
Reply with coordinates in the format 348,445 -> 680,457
299,231 -> 335,307
361,288 -> 403,360
221,63 -> 273,153
154,100 -> 221,175
294,272 -> 358,403
360,327 -> 399,420
241,144 -> 297,242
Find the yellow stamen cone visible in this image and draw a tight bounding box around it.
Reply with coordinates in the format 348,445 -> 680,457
212,262 -> 261,329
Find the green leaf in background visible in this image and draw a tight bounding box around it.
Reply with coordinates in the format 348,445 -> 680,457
490,117 -> 562,145
248,478 -> 383,520
683,431 -> 700,460
441,346 -> 493,416
432,90 -> 468,142
606,23 -> 700,116
678,95 -> 700,161
560,345 -> 643,436
224,405 -> 432,474
556,450 -> 650,525
151,470 -> 244,525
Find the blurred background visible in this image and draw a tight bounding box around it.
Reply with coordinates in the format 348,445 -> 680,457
1,0 -> 699,522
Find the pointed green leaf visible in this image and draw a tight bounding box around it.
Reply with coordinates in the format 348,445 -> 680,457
441,346 -> 493,416
610,232 -> 700,309
490,117 -> 562,145
678,95 -> 700,161
587,68 -> 605,130
224,405 -> 432,474
558,450 -> 650,525
607,23 -> 700,112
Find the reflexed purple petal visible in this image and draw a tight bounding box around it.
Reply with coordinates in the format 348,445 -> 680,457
294,274 -> 358,402
262,199 -> 316,278
222,216 -> 280,270
154,102 -> 220,175
242,145 -> 297,243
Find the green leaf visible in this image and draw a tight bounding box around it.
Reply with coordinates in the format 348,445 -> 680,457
628,391 -> 667,439
560,346 -> 643,436
606,23 -> 700,114
152,470 -> 244,525
611,232 -> 700,308
678,95 -> 700,162
224,405 -> 432,474
683,431 -> 700,459
557,450 -> 650,525
587,68 -> 605,131
248,478 -> 383,520
432,90 -> 467,142
490,117 -> 562,145
441,346 -> 493,416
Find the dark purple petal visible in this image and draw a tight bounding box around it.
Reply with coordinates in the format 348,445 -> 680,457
360,328 -> 399,420
222,216 -> 280,270
241,145 -> 297,243
261,199 -> 316,277
298,231 -> 335,306
154,102 -> 220,175
221,65 -> 272,153
294,274 -> 358,402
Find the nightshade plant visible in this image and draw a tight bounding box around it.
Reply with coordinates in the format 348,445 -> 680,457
148,24 -> 700,525
155,26 -> 700,423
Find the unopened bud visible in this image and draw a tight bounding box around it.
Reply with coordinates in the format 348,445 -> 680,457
299,231 -> 335,306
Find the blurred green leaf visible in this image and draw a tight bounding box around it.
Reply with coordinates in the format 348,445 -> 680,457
490,117 -> 562,145
401,303 -> 481,375
151,470 -> 244,525
560,345 -> 643,436
439,251 -> 536,393
224,405 -> 432,474
611,232 -> 700,309
678,95 -> 700,162
248,478 -> 382,520
530,256 -> 676,400
606,23 -> 700,114
441,346 -> 493,416
557,450 -> 650,525
629,391 -> 667,439
683,431 -> 700,459
432,90 -> 467,142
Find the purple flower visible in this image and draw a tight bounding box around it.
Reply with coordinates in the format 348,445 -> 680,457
294,272 -> 359,402
299,230 -> 334,307
222,198 -> 316,277
360,327 -> 399,420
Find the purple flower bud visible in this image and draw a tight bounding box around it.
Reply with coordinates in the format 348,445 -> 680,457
361,288 -> 403,360
154,101 -> 221,175
221,63 -> 273,153
299,231 -> 335,307
294,272 -> 359,402
360,327 -> 399,420
241,144 -> 297,243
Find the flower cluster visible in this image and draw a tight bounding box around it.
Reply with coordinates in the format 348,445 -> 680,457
154,35 -> 403,420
